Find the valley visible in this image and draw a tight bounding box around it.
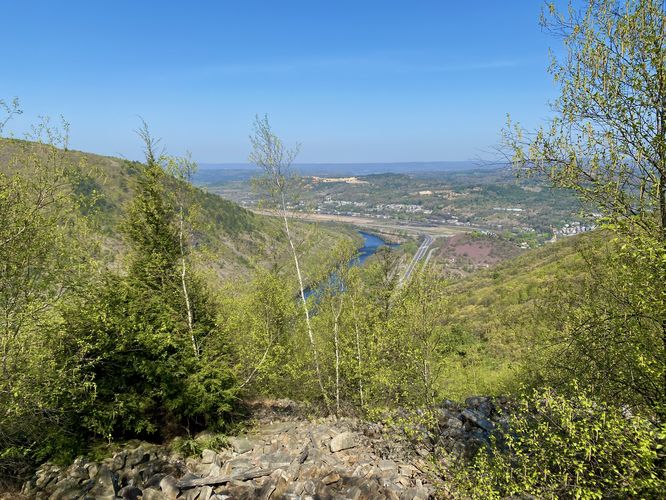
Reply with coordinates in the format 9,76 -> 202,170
196,167 -> 596,249
2,1 -> 664,497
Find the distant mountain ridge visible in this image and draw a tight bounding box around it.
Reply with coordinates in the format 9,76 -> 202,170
194,161 -> 502,187
197,160 -> 499,174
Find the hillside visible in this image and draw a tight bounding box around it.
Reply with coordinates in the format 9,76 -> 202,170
430,232 -> 526,277
436,231 -> 601,399
0,138 -> 355,281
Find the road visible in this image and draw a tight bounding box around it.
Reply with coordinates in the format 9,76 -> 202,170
400,234 -> 433,284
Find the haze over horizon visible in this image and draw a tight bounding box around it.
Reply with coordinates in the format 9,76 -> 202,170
1,0 -> 558,163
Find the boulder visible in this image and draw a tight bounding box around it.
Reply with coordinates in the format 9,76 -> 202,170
321,471 -> 341,485
201,448 -> 219,465
198,485 -> 214,500
89,465 -> 118,497
465,396 -> 495,418
159,474 -> 179,499
127,446 -> 150,468
228,436 -> 254,454
118,484 -> 142,499
330,431 -> 357,452
142,487 -> 169,500
461,408 -> 495,432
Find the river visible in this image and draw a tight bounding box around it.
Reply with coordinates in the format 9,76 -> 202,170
303,231 -> 395,300
354,231 -> 395,265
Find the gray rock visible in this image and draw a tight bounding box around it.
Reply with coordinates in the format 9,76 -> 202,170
182,487 -> 202,500
446,417 -> 463,429
127,446 -> 150,467
378,459 -> 397,472
35,467 -> 58,489
461,408 -> 495,432
330,431 -> 357,452
194,461 -> 214,476
111,451 -> 127,471
207,462 -> 222,476
303,480 -> 317,495
466,396 -> 495,418
272,470 -> 290,498
321,471 -> 341,484
142,487 -> 169,500
144,472 -> 167,489
87,462 -> 99,479
22,403 -> 451,500
119,484 -> 142,499
199,485 -> 214,500
90,464 -> 118,497
159,474 -> 179,499
50,477 -> 82,500
347,486 -> 364,500
201,448 -> 218,464
119,467 -> 138,487
195,429 -> 216,440
258,478 -> 276,499
228,436 -> 254,454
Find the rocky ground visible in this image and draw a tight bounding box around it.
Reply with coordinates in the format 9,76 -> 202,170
20,397 -> 509,499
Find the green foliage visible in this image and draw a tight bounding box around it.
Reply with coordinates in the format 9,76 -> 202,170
67,136 -> 239,439
503,0 -> 666,422
228,239 -> 465,414
537,233 -> 666,418
0,111 -> 241,483
220,268 -> 305,397
0,114 -> 99,483
454,388 -> 666,499
170,433 -> 229,458
123,158 -> 181,289
506,0 -> 666,240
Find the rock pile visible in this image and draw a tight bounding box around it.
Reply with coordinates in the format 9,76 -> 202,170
21,397 -> 510,499
433,396 -> 510,459
22,405 -> 432,499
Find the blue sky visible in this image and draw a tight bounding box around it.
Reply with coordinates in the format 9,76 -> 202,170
1,1 -> 559,163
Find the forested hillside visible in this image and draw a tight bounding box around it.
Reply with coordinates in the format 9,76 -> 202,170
0,137 -> 352,281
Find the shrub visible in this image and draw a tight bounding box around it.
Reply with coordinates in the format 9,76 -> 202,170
453,387 -> 666,499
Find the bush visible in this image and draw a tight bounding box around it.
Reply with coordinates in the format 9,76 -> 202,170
453,387 -> 666,499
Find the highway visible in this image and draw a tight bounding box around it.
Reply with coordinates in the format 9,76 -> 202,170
400,233 -> 433,284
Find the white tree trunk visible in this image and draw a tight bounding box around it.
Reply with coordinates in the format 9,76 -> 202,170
179,206 -> 198,358
351,296 -> 364,408
280,194 -> 330,412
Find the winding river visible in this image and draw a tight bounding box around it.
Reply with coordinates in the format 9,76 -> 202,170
353,231 -> 395,265
304,231 -> 395,300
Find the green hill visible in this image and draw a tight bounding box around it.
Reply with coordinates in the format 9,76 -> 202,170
437,231 -> 601,399
0,138 -> 354,281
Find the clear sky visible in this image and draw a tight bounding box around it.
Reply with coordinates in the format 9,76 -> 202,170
1,0 -> 560,163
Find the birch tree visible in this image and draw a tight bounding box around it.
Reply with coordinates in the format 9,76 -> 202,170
164,152 -> 199,358
505,0 -> 666,240
249,115 -> 330,411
